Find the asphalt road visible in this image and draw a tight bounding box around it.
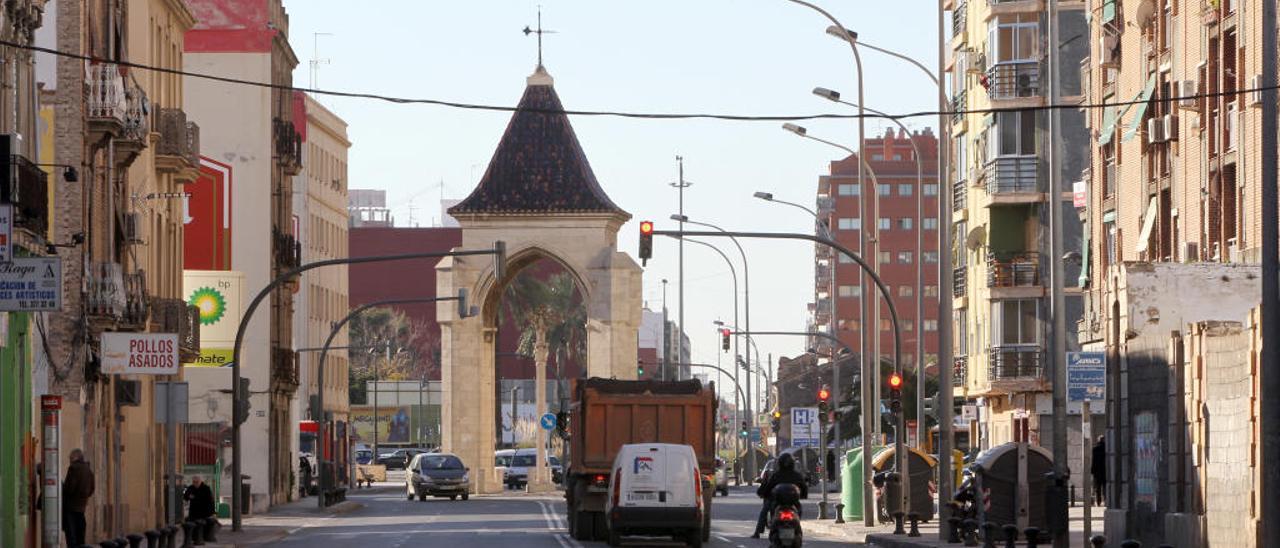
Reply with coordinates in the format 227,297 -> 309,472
266,484 -> 859,547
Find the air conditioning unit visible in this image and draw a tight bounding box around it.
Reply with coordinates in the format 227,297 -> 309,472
1163,114 -> 1180,141
1250,74 -> 1264,106
1177,79 -> 1198,109
124,212 -> 145,244
1099,34 -> 1120,67
1181,242 -> 1199,263
1227,238 -> 1242,263
1146,117 -> 1166,144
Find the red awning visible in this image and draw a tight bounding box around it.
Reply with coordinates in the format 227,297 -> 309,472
299,420 -> 318,433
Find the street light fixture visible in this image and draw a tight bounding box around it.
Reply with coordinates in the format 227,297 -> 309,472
753,191 -> 774,201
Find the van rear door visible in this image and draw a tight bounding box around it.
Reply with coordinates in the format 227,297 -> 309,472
663,446 -> 698,508
622,445 -> 665,506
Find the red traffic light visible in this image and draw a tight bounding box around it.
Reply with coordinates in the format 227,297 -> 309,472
640,220 -> 654,235
817,387 -> 830,402
888,373 -> 903,389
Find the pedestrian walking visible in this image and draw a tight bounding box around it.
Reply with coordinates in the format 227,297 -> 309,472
62,449 -> 94,548
1091,436 -> 1106,506
183,475 -> 216,522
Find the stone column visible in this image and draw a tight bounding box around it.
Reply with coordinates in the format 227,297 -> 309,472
529,327 -> 553,492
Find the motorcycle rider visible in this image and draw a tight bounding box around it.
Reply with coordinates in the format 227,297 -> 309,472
751,453 -> 809,538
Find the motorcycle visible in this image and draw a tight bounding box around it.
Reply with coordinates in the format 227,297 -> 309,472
768,483 -> 804,548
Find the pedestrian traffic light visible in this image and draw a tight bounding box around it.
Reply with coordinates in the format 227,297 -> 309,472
739,421 -> 749,438
720,328 -> 731,352
887,372 -> 903,415
639,221 -> 654,265
817,384 -> 831,415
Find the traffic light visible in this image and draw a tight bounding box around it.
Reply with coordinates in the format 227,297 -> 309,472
923,396 -> 936,418
817,384 -> 831,415
887,372 -> 904,416
739,420 -> 749,438
637,361 -> 645,377
771,410 -> 781,431
235,378 -> 251,426
639,221 -> 654,265
720,328 -> 731,352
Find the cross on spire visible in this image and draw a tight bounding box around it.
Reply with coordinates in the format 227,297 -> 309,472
522,5 -> 557,67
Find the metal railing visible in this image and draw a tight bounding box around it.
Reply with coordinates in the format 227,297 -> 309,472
988,345 -> 1043,379
952,1 -> 968,37
7,154 -> 48,239
985,60 -> 1042,99
986,251 -> 1041,287
953,266 -> 968,295
953,177 -> 968,211
121,83 -> 150,142
983,155 -> 1039,194
156,108 -> 201,168
951,90 -> 967,126
272,347 -> 300,387
273,117 -> 302,174
273,226 -> 302,270
152,297 -> 201,360
88,63 -> 127,123
953,356 -> 968,386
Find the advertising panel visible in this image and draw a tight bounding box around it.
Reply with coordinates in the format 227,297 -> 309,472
182,270 -> 245,367
0,257 -> 62,311
350,404 -> 441,447
183,157 -> 233,271
101,332 -> 179,375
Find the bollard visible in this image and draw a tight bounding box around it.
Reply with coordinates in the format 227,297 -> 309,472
127,533 -> 145,548
819,500 -> 830,520
962,519 -> 979,547
908,512 -> 921,537
1003,524 -> 1019,548
163,525 -> 178,548
116,539 -> 131,548
1090,535 -> 1107,548
948,517 -> 963,544
1119,541 -> 1141,548
180,521 -> 195,548
981,522 -> 997,548
144,530 -> 159,548
1024,527 -> 1041,548
893,511 -> 906,534
835,503 -> 845,524
203,518 -> 219,542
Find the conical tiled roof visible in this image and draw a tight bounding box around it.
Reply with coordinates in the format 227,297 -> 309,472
448,67 -> 627,217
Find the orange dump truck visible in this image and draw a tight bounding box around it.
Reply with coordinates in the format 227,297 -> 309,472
562,378 -> 718,541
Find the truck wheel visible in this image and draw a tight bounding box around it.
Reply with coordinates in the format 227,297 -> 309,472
685,530 -> 703,548
570,510 -> 594,540
592,512 -> 608,541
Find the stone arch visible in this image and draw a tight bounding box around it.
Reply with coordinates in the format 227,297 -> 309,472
477,244 -> 592,331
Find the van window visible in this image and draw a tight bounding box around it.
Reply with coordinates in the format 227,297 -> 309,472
495,454 -> 512,466
512,454 -> 536,467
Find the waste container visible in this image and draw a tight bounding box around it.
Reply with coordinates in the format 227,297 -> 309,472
969,442 -> 1054,531
870,447 -> 937,522
840,445 -> 882,521
240,475 -> 252,514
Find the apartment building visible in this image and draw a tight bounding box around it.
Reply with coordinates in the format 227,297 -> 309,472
183,0 -> 301,509
292,92 -> 351,483
946,0 -> 1089,458
1080,0 -> 1271,544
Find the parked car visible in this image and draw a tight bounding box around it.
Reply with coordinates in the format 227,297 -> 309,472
604,443 -> 705,547
505,448 -> 561,488
378,448 -> 429,470
713,457 -> 729,496
406,453 -> 471,501
495,449 -> 514,486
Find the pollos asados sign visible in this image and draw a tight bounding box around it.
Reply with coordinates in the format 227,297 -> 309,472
101,332 -> 180,375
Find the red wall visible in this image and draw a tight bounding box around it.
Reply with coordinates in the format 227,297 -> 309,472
183,0 -> 277,53
183,158 -> 233,270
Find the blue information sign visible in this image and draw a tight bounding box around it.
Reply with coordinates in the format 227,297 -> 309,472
539,412 -> 557,431
1067,352 -> 1106,402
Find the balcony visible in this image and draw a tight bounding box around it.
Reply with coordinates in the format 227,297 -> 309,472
987,252 -> 1040,286
988,344 -> 1044,390
952,1 -> 967,38
151,297 -> 201,362
953,356 -> 968,387
87,63 -> 127,143
113,81 -> 150,168
951,90 -> 967,126
273,117 -> 302,176
953,266 -> 968,295
87,263 -> 148,327
815,263 -> 832,287
952,177 -> 968,212
5,154 -> 48,240
272,347 -> 300,389
983,155 -> 1040,202
273,226 -> 302,271
984,61 -> 1042,101
155,108 -> 202,181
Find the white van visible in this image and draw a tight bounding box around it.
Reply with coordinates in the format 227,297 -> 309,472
604,443 -> 704,547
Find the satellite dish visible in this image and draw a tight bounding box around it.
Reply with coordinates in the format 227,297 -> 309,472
966,225 -> 987,251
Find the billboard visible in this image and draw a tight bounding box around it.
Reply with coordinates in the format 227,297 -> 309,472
101,332 -> 179,375
182,270 -> 245,367
0,257 -> 62,311
183,157 -> 233,270
350,404 -> 441,446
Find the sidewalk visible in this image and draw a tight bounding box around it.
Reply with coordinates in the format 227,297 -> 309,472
803,498 -> 1104,547
204,483 -> 387,547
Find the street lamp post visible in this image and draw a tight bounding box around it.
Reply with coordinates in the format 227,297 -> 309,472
673,215 -> 757,482
683,237 -> 743,481
225,245 -> 502,530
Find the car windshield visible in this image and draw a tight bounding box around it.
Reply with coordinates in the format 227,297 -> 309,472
419,455 -> 464,470
495,455 -> 512,466
512,455 -> 535,467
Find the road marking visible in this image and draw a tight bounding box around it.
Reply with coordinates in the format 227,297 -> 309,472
716,535 -> 732,543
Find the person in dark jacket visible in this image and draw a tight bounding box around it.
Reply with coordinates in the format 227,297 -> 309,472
183,475 -> 216,521
751,453 -> 809,538
62,449 -> 94,548
1091,436 -> 1106,506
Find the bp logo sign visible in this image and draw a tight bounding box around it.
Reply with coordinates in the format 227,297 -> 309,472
188,287 -> 227,326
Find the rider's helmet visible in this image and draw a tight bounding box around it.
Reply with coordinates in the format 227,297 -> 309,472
772,483 -> 802,506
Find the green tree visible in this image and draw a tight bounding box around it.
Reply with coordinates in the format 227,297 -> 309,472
501,271 -> 587,384
348,306 -> 428,405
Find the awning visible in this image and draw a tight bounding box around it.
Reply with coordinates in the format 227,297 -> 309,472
1098,105 -> 1119,147
1122,75 -> 1158,143
1134,197 -> 1159,253
1078,225 -> 1092,287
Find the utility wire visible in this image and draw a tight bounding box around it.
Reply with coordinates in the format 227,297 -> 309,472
7,38 -> 1277,122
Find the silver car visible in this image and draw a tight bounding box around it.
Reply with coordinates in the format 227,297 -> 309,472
406,453 -> 471,501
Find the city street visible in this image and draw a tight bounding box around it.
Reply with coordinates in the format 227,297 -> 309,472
255,484 -> 858,547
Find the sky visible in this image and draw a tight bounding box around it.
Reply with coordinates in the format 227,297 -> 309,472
285,0 -> 944,393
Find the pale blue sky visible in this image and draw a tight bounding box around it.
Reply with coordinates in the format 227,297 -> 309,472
286,0 -> 942,387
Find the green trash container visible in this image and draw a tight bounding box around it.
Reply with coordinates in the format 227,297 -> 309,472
841,446 -> 882,521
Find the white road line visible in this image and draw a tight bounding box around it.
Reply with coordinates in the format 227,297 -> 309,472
716,535 -> 732,543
